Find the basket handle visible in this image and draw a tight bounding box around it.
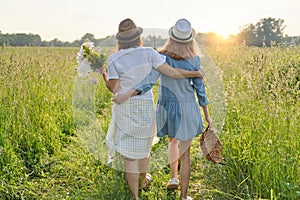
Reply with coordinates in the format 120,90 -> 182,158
204,125 -> 209,132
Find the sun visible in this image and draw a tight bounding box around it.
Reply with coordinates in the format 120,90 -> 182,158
218,31 -> 231,40
215,27 -> 235,39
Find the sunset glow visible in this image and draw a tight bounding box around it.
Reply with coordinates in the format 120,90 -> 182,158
0,0 -> 299,42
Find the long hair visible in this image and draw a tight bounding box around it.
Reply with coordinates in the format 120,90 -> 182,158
159,38 -> 196,60
116,37 -> 143,50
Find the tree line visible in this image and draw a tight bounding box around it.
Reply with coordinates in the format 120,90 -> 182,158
1,17 -> 299,47
197,17 -> 299,47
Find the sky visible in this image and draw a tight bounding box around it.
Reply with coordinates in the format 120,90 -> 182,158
0,0 -> 299,42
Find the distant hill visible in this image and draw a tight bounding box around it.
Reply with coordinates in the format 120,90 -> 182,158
142,28 -> 169,39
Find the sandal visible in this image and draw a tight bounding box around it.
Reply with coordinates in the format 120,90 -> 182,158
141,173 -> 152,191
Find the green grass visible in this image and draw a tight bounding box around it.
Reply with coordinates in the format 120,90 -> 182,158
0,46 -> 299,199
202,45 -> 300,199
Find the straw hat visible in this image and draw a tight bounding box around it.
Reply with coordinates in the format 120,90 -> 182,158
116,18 -> 143,42
169,19 -> 196,43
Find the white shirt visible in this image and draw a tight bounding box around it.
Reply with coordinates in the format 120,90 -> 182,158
107,47 -> 165,100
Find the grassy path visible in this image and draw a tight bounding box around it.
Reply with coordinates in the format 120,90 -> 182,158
0,46 -> 299,199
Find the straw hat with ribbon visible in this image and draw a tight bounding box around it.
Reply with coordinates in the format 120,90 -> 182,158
169,18 -> 196,43
116,18 -> 143,42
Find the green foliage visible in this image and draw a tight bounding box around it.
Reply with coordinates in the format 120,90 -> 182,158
0,46 -> 299,199
0,33 -> 43,46
203,45 -> 300,199
237,17 -> 286,47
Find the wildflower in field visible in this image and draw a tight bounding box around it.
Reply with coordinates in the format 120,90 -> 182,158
76,40 -> 108,77
91,77 -> 98,85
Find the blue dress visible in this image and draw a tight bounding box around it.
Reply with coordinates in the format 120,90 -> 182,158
136,54 -> 209,141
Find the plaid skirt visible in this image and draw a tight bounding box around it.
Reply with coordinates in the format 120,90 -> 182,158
105,99 -> 155,160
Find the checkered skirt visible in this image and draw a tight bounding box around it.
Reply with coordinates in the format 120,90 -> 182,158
105,99 -> 155,159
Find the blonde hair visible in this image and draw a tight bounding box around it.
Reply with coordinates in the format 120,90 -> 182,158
116,37 -> 143,50
159,38 -> 196,59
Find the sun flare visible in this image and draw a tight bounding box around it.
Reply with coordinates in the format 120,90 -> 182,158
218,31 -> 232,40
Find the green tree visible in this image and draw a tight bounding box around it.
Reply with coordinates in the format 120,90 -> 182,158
80,33 -> 97,44
49,38 -> 64,46
237,17 -> 286,47
237,24 -> 257,46
256,17 -> 286,46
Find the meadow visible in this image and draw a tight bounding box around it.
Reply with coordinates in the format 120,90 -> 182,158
0,45 -> 299,199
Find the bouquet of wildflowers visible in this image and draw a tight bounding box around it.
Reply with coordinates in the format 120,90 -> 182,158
76,40 -> 108,77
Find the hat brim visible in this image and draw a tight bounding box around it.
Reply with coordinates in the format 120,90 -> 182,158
116,27 -> 143,42
168,27 -> 196,43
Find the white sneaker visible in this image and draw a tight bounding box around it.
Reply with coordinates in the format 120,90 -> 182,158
181,196 -> 193,200
166,178 -> 179,189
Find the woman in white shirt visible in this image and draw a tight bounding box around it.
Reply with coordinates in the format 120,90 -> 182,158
101,18 -> 204,200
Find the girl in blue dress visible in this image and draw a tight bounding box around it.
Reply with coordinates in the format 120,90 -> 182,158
113,19 -> 212,200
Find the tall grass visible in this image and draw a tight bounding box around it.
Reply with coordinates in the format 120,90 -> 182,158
0,47 -> 77,198
0,46 -> 299,199
201,45 -> 300,199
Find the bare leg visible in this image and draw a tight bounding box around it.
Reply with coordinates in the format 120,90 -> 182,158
124,158 -> 139,200
179,140 -> 192,199
168,138 -> 179,179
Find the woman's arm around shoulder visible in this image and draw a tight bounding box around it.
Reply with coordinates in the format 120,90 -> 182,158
156,62 -> 205,79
